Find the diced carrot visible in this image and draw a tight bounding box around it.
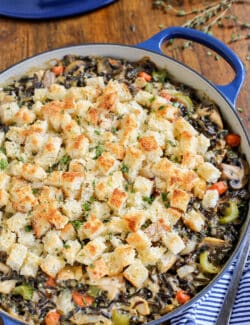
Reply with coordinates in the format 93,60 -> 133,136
209,181 -> 228,195
46,277 -> 56,287
52,65 -> 64,76
138,71 -> 152,82
175,290 -> 191,304
225,134 -> 241,147
45,310 -> 60,325
72,291 -> 94,307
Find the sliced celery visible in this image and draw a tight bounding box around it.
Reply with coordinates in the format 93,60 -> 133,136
219,201 -> 239,224
199,251 -> 220,274
13,284 -> 34,300
112,310 -> 130,325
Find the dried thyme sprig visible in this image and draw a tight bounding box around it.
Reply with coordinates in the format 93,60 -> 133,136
153,0 -> 250,47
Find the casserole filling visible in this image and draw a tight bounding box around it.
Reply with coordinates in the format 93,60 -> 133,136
0,55 -> 248,324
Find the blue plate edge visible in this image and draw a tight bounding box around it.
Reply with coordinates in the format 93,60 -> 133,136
0,0 -> 116,20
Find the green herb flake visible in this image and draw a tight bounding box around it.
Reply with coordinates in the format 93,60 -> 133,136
71,220 -> 84,230
24,225 -> 32,232
237,107 -> 243,113
161,192 -> 168,202
94,130 -> 101,135
142,196 -> 154,205
83,202 -> 90,212
149,96 -> 156,103
111,127 -> 118,135
32,188 -> 39,195
0,147 -> 6,154
168,140 -> 176,147
0,159 -> 8,170
60,155 -> 71,166
94,145 -> 104,159
89,263 -> 95,269
121,163 -> 129,173
159,105 -> 165,110
63,244 -> 71,249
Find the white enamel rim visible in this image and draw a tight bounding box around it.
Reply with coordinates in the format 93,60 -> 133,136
0,43 -> 249,325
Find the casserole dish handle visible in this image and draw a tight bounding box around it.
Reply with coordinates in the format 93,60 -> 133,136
137,26 -> 245,107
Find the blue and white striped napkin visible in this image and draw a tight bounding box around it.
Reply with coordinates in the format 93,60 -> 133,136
171,254 -> 250,325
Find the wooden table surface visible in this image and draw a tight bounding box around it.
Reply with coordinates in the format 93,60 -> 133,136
0,0 -> 249,133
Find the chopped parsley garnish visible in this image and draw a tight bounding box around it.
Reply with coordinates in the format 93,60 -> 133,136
0,159 -> 8,170
63,244 -> 71,249
159,105 -> 165,110
60,155 -> 71,166
111,127 -> 118,135
142,196 -> 155,204
149,96 -> 155,103
0,147 -> 6,154
94,144 -> 104,159
121,163 -> 129,173
161,192 -> 170,208
32,188 -> 39,195
94,130 -> 101,135
24,225 -> 32,232
168,140 -> 177,147
71,220 -> 84,230
83,202 -> 90,211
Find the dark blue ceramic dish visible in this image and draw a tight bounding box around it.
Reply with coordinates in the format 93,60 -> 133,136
0,27 -> 249,325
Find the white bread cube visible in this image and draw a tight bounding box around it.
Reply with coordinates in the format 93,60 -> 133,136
163,232 -> 185,255
134,176 -> 153,197
158,251 -> 177,273
76,237 -> 106,265
33,88 -> 48,101
202,189 -> 219,209
0,189 -> 9,208
17,230 -> 35,247
20,252 -> 41,277
40,254 -> 65,278
197,162 -> 221,183
6,212 -> 29,233
0,230 -> 16,252
47,84 -> 67,100
0,172 -> 9,190
42,230 -> 63,254
169,189 -> 191,212
62,199 -> 82,221
139,246 -> 164,265
126,230 -> 151,251
197,134 -> 210,155
5,141 -> 21,159
135,90 -> 154,107
62,240 -> 81,265
14,106 -> 36,126
0,102 -> 19,124
183,209 -> 205,232
6,243 -> 27,271
123,259 -> 148,288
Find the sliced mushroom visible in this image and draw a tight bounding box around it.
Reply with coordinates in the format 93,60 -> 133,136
197,106 -> 223,129
0,280 -> 16,294
221,158 -> 249,189
199,237 -> 228,248
0,262 -> 10,274
130,296 -> 150,316
42,70 -> 55,88
65,60 -> 85,73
